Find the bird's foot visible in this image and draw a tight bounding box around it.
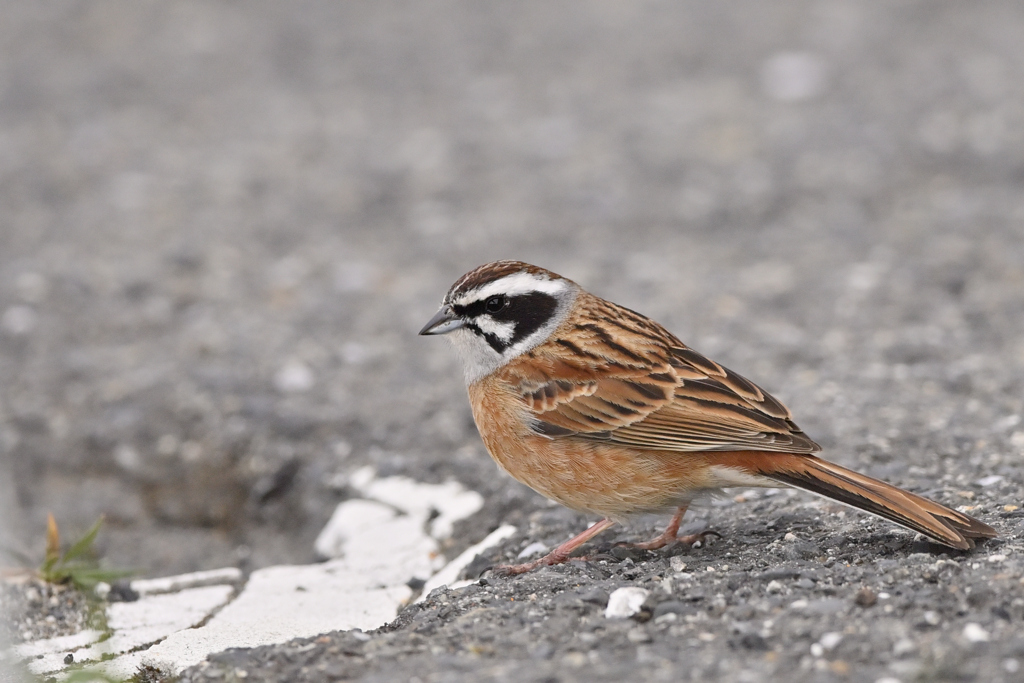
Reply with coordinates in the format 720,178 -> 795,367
674,529 -> 721,548
491,550 -> 587,576
618,529 -> 721,551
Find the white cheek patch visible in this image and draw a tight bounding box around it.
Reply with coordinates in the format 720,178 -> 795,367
445,328 -> 504,384
458,272 -> 567,304
473,315 -> 515,342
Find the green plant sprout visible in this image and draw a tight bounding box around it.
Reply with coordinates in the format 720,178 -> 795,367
39,514 -> 133,592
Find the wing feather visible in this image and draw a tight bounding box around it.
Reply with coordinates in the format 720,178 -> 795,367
517,300 -> 820,454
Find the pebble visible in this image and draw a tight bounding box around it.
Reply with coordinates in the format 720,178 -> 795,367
892,638 -> 916,656
273,360 -> 315,393
604,587 -> 650,619
669,557 -> 688,573
517,542 -> 548,559
819,632 -> 843,651
854,587 -> 877,607
963,623 -> 990,643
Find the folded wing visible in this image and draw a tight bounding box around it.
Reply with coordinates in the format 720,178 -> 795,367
524,344 -> 820,454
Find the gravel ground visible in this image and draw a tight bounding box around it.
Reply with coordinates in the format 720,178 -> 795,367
0,577 -> 97,646
2,1 -> 1024,682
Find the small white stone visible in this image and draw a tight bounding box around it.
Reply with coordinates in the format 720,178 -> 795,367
923,611 -> 941,626
976,475 -> 1004,487
874,678 -> 902,683
893,638 -> 916,656
1004,658 -> 1020,674
963,623 -> 990,643
94,582 -> 112,599
819,632 -> 843,651
669,557 -> 687,573
784,532 -> 798,542
114,444 -> 142,472
988,554 -> 1006,563
274,360 -> 315,393
765,580 -> 785,594
517,542 -> 548,559
605,587 -> 650,619
810,642 -> 824,658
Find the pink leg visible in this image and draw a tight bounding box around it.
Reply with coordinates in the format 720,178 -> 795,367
494,518 -> 617,575
621,505 -> 688,550
618,504 -> 719,551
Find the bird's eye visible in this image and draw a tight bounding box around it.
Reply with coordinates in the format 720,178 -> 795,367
485,295 -> 507,314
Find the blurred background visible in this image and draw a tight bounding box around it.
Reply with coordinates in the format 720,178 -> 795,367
1,1 -> 1022,578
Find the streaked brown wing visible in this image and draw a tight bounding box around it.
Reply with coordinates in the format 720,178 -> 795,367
524,344 -> 820,454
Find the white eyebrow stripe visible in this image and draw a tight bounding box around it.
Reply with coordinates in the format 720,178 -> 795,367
459,272 -> 567,303
473,315 -> 515,341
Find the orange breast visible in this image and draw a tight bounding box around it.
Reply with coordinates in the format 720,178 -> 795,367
467,374 -> 714,519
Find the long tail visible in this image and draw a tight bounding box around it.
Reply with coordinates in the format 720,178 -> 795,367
712,452 -> 997,550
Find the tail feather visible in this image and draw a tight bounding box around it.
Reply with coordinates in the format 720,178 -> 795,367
714,452 -> 997,549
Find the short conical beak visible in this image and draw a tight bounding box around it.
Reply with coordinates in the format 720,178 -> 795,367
419,305 -> 466,335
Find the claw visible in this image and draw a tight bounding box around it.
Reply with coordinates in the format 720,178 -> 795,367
617,529 -> 722,552
675,530 -> 721,548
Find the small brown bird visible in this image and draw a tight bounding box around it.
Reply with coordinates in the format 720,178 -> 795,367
420,261 -> 996,574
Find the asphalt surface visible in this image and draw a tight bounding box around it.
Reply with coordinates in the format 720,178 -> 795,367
2,1 -> 1024,682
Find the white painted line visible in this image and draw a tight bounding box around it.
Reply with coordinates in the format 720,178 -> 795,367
28,586 -> 234,675
16,470 -> 510,680
345,465 -> 485,539
131,567 -> 243,596
418,524 -> 517,601
12,629 -> 104,660
103,562 -> 411,678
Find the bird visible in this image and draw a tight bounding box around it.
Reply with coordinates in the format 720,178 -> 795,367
420,260 -> 997,574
